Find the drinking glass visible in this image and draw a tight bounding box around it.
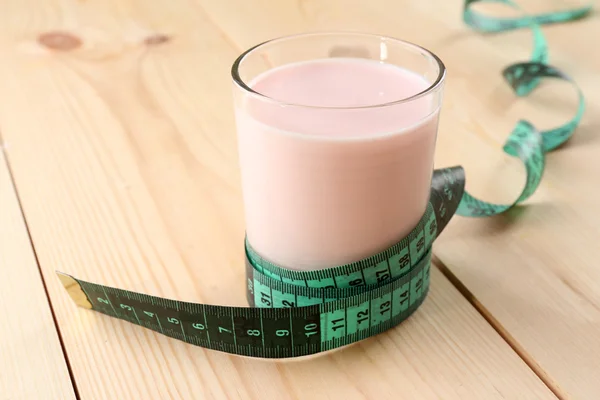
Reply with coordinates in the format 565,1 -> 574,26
232,32 -> 446,270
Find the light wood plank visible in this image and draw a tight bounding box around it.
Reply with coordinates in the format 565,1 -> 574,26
197,0 -> 600,398
0,150 -> 76,398
0,0 -> 561,399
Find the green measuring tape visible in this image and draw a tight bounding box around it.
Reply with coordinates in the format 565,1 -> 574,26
57,0 -> 591,359
457,0 -> 588,217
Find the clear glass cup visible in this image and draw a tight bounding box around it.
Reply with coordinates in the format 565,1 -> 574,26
232,32 -> 446,270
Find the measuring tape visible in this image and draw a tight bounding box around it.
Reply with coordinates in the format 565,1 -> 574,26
57,0 -> 590,358
58,167 -> 463,358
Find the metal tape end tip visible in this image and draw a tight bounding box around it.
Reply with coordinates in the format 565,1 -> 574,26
56,271 -> 93,309
56,271 -> 73,279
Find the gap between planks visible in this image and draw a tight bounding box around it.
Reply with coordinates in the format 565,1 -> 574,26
0,141 -> 81,400
433,254 -> 565,400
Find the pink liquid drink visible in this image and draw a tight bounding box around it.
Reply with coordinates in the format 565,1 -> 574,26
232,33 -> 445,270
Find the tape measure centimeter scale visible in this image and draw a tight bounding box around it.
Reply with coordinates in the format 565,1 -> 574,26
59,167 -> 464,358
57,0 -> 590,359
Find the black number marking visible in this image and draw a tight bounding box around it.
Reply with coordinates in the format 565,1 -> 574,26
399,290 -> 409,306
416,237 -> 425,253
357,309 -> 369,324
376,270 -> 390,283
260,292 -> 272,307
429,221 -> 437,235
379,301 -> 391,315
398,254 -> 410,269
349,279 -> 364,287
415,278 -> 423,292
331,318 -> 345,332
282,300 -> 295,307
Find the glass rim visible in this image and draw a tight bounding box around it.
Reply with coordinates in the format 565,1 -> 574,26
231,31 -> 446,110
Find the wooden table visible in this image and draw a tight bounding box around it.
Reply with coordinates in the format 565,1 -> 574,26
1,0 -> 598,399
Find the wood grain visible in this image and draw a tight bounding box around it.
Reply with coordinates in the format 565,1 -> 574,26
0,0 -> 563,399
196,0 -> 600,398
0,150 -> 76,399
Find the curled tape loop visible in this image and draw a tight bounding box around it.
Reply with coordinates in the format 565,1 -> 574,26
457,0 -> 589,217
